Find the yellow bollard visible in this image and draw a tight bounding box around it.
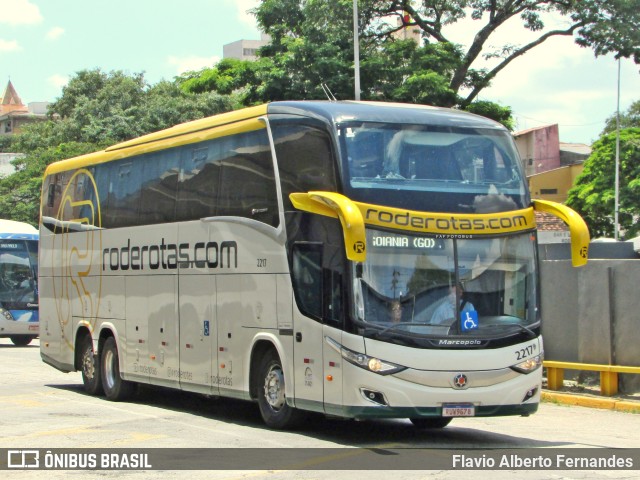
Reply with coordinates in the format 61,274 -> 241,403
546,367 -> 565,391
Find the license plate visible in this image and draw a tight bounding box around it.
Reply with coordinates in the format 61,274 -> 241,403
442,404 -> 475,417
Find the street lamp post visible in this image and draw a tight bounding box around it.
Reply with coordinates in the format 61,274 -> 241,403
614,58 -> 621,241
353,0 -> 361,100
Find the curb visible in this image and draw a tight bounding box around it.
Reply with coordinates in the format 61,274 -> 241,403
542,391 -> 640,413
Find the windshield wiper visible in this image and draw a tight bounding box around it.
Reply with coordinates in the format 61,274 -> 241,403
481,323 -> 537,339
370,322 -> 444,339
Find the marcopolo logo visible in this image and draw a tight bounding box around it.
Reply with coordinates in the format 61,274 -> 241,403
103,238 -> 238,271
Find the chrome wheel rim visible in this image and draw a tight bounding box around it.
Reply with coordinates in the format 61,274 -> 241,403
103,349 -> 116,390
82,347 -> 95,379
263,364 -> 285,411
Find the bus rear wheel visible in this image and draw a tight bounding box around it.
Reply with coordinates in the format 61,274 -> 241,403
79,336 -> 103,395
410,417 -> 452,429
257,350 -> 303,429
101,337 -> 135,401
10,335 -> 34,346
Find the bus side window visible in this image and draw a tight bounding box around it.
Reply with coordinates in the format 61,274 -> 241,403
176,145 -> 220,221
291,243 -> 323,320
139,149 -> 179,225
218,129 -> 278,227
104,161 -> 141,228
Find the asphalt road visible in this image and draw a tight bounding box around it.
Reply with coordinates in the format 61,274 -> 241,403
1,338 -> 638,479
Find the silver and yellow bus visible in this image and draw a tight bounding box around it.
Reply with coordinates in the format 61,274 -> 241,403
39,101 -> 588,428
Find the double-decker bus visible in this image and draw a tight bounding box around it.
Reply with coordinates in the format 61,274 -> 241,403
39,101 -> 588,428
0,219 -> 39,346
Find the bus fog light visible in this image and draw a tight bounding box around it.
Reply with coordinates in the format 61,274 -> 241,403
361,388 -> 388,406
522,386 -> 538,402
510,354 -> 543,374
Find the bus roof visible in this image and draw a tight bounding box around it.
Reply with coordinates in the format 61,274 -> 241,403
266,101 -> 507,130
43,101 -> 507,177
0,219 -> 38,239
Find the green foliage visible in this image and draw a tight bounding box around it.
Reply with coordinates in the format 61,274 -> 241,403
566,128 -> 640,239
463,101 -> 515,131
0,135 -> 14,153
602,100 -> 640,135
247,0 -> 640,107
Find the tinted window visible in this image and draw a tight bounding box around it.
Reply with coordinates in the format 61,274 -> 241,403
176,146 -> 219,221
139,149 -> 179,225
217,129 -> 279,227
43,127 -> 279,230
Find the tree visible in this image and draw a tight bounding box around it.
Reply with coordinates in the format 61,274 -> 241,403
182,1 -> 511,120
602,99 -> 640,135
566,128 -> 640,239
367,0 -> 640,107
247,0 -> 640,108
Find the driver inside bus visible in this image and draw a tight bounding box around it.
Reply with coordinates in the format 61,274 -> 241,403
431,283 -> 475,325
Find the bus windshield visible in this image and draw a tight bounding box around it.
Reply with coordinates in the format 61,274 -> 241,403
339,122 -> 528,212
0,239 -> 38,306
353,229 -> 539,340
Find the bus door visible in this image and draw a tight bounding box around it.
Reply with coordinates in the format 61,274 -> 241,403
177,221 -> 217,395
290,243 -> 343,413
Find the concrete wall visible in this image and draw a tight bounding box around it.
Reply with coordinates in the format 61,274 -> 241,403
540,259 -> 640,392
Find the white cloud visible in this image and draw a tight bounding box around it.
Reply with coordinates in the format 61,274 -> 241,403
223,0 -> 260,29
0,39 -> 21,52
48,74 -> 69,90
0,0 -> 43,25
167,55 -> 220,75
46,27 -> 65,41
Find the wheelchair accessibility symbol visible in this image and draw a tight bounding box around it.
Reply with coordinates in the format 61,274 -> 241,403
460,310 -> 479,332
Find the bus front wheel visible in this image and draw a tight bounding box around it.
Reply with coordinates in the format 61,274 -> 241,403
79,336 -> 103,396
257,350 -> 303,429
410,417 -> 452,429
101,337 -> 135,401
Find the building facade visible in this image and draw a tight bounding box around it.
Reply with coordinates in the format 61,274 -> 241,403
223,34 -> 271,61
0,81 -> 48,136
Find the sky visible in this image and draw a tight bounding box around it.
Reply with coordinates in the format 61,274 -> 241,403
1,0 -> 639,145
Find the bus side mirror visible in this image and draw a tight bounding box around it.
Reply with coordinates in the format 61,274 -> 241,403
533,200 -> 589,267
290,191 -> 366,262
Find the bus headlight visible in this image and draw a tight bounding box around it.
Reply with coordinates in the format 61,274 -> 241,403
326,337 -> 407,375
0,308 -> 14,321
511,354 -> 543,374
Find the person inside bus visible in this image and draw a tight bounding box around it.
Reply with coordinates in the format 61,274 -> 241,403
389,299 -> 403,323
431,283 -> 475,325
381,130 -> 407,179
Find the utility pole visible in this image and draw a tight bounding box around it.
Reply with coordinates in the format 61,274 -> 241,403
353,0 -> 361,100
614,58 -> 621,240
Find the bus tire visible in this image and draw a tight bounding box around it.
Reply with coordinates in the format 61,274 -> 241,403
101,337 -> 135,401
257,350 -> 303,429
10,335 -> 34,346
79,335 -> 103,396
410,417 -> 452,429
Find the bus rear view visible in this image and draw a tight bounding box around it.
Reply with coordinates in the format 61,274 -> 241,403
0,220 -> 39,346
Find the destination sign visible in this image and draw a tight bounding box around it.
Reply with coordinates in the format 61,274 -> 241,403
370,234 -> 443,250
